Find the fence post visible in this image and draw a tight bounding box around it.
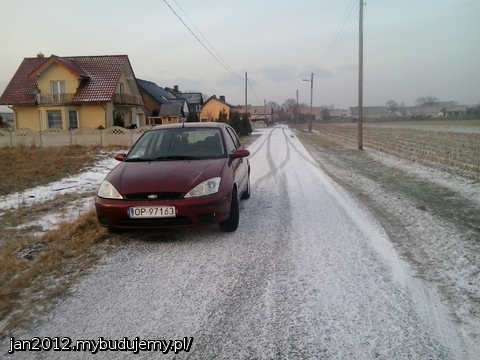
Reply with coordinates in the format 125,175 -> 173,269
9,129 -> 13,147
100,129 -> 103,147
69,128 -> 73,146
39,129 -> 43,148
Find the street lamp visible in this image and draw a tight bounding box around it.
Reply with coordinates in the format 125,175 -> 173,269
303,72 -> 314,131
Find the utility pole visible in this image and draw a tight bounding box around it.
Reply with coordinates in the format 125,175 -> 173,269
309,72 -> 313,132
303,72 -> 314,131
358,0 -> 364,150
264,99 -> 267,126
245,72 -> 248,121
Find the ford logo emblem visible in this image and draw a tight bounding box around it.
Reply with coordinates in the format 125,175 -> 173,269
147,194 -> 158,199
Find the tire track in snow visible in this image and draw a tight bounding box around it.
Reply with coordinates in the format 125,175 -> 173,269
251,127 -> 291,192
191,129 -> 297,358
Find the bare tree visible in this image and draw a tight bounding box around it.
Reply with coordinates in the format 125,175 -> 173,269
415,96 -> 439,107
282,98 -> 299,124
386,100 -> 399,112
268,101 -> 281,111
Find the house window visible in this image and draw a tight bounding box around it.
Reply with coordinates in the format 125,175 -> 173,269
47,110 -> 62,129
118,82 -> 124,103
51,81 -> 66,103
69,110 -> 79,129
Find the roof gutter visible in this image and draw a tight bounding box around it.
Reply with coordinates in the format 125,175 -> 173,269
98,101 -> 107,128
7,105 -> 17,130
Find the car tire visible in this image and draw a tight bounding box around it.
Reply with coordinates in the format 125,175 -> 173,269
240,175 -> 251,200
219,190 -> 239,232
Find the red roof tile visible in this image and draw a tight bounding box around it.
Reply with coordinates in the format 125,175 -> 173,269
0,55 -> 130,105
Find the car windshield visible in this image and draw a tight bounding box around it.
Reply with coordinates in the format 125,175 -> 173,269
125,128 -> 226,161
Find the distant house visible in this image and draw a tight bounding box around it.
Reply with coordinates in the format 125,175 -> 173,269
137,79 -> 174,117
165,86 -> 203,121
235,105 -> 273,123
328,108 -> 351,121
297,106 -> 324,121
442,106 -> 467,117
407,106 -> 444,118
0,53 -> 145,130
147,104 -> 184,125
201,95 -> 236,121
138,81 -> 205,124
350,106 -> 391,120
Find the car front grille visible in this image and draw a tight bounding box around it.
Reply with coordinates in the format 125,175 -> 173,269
116,217 -> 193,227
122,192 -> 184,201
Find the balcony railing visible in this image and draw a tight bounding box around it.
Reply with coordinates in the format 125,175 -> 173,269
35,93 -> 142,106
113,93 -> 143,106
36,93 -> 75,105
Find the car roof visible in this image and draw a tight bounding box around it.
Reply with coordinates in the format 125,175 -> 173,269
150,122 -> 227,131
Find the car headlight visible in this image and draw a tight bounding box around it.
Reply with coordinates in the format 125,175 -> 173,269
97,181 -> 123,199
185,177 -> 221,198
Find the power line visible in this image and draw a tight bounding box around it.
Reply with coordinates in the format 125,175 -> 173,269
319,0 -> 358,67
163,0 -> 243,80
247,78 -> 262,105
171,0 -> 240,78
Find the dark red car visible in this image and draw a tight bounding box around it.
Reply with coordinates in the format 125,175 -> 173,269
95,122 -> 251,233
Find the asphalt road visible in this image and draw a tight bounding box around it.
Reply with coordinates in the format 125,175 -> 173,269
3,126 -> 468,359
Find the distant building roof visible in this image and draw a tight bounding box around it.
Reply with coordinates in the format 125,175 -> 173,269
159,104 -> 183,116
298,106 -> 324,116
350,106 -> 389,116
181,92 -> 203,106
137,79 -> 172,105
236,105 -> 273,115
204,95 -> 236,108
329,109 -> 351,117
408,106 -> 442,115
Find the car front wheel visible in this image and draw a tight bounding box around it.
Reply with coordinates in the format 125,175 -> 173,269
219,190 -> 239,232
240,175 -> 251,200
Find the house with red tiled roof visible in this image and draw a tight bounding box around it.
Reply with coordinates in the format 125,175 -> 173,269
235,104 -> 273,123
0,53 -> 145,130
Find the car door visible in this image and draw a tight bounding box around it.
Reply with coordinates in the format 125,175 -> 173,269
224,126 -> 249,194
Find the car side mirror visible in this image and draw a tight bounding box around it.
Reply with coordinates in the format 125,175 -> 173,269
229,149 -> 250,160
114,153 -> 126,161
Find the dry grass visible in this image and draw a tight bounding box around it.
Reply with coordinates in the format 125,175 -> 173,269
0,210 -> 117,337
0,145 -> 105,197
0,145 -> 115,336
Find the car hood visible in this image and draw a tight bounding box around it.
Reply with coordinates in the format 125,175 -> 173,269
107,159 -> 227,194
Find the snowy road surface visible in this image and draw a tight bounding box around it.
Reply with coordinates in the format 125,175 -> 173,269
3,126 -> 470,359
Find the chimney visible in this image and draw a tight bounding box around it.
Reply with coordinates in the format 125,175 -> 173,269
212,95 -> 217,99
174,85 -> 179,92
219,95 -> 225,102
37,52 -> 44,59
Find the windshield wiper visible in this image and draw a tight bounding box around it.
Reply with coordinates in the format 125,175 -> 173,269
155,155 -> 198,161
125,158 -> 155,162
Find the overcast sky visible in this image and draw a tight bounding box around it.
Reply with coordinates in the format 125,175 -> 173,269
1,0 -> 479,111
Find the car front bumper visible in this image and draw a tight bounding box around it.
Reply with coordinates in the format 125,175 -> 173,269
95,190 -> 232,230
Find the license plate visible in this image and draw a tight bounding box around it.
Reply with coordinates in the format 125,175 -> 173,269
129,206 -> 176,218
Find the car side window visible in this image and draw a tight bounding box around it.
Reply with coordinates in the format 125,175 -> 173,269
225,127 -> 240,150
223,128 -> 236,153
